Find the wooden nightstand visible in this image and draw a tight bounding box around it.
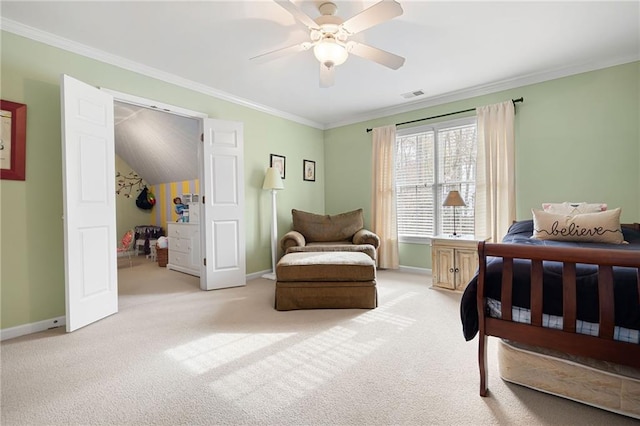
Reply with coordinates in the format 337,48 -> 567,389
431,235 -> 489,291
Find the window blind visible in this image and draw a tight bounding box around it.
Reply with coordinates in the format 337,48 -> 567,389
395,119 -> 477,239
395,131 -> 435,236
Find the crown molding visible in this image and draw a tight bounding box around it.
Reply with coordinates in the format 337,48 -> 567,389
325,54 -> 640,129
1,18 -> 326,130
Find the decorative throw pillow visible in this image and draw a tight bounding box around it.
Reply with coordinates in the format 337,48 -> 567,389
292,208 -> 364,243
541,202 -> 607,215
531,208 -> 623,244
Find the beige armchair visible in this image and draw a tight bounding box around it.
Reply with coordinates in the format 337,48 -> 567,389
280,208 -> 380,261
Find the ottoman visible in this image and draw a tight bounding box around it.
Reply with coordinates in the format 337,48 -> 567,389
275,251 -> 377,311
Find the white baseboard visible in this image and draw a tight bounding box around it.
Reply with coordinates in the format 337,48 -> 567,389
247,269 -> 272,281
1,316 -> 66,341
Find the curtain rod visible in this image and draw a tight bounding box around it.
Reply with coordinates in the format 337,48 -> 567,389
366,97 -> 524,133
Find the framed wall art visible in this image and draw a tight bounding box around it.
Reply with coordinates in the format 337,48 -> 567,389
0,100 -> 27,181
270,153 -> 286,179
303,159 -> 315,182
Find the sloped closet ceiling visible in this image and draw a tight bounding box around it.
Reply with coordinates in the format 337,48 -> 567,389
114,101 -> 199,185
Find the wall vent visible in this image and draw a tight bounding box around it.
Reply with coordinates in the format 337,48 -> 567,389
401,90 -> 425,99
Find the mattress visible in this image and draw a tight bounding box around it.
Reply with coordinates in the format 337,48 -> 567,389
498,339 -> 640,419
486,298 -> 639,344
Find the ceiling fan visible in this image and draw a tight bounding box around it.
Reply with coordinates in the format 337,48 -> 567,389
252,0 -> 405,88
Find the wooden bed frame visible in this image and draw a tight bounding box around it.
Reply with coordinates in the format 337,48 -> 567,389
476,223 -> 640,397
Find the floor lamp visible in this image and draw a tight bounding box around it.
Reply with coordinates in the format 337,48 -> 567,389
262,167 -> 284,280
443,190 -> 466,237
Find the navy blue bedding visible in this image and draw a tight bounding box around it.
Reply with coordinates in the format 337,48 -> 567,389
460,220 -> 640,341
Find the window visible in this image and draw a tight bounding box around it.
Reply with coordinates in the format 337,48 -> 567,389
395,117 -> 477,241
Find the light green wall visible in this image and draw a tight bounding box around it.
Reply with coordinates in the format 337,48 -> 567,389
115,155 -> 153,239
325,61 -> 640,269
0,32 -> 324,329
1,29 -> 638,331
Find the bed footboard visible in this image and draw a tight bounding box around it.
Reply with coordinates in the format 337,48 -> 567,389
476,241 -> 640,397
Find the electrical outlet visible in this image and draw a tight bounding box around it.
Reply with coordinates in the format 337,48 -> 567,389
47,318 -> 65,329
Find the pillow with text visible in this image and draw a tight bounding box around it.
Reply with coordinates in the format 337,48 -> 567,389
532,208 -> 623,244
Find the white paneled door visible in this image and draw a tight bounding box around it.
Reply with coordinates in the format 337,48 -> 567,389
61,74 -> 117,332
201,118 -> 246,290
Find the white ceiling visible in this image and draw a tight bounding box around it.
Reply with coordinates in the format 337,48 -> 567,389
2,1 -> 639,129
114,102 -> 200,185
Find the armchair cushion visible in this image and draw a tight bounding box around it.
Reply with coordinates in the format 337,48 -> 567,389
292,208 -> 364,243
285,244 -> 377,261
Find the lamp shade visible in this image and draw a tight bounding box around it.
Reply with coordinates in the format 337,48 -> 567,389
313,38 -> 348,67
443,190 -> 466,207
262,167 -> 284,190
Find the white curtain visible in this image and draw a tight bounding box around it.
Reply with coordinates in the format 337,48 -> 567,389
475,101 -> 516,243
371,125 -> 399,269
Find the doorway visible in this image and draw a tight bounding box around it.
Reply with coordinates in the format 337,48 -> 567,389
105,88 -> 248,292
113,99 -> 202,304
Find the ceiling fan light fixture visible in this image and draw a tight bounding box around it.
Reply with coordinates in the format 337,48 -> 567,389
255,0 -> 406,86
313,38 -> 348,67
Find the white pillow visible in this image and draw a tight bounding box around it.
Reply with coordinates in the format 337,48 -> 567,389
542,202 -> 607,215
532,208 -> 623,244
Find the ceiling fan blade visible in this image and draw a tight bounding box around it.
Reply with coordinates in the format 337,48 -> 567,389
274,0 -> 320,30
319,63 -> 335,88
348,42 -> 405,70
250,42 -> 311,63
341,0 -> 403,35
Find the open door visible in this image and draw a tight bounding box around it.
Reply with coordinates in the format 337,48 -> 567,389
61,74 -> 117,331
201,118 -> 246,290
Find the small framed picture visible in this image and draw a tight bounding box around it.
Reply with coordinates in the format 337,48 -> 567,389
1,100 -> 27,181
270,154 -> 286,179
303,159 -> 315,182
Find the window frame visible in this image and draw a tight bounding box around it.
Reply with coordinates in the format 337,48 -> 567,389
395,116 -> 477,245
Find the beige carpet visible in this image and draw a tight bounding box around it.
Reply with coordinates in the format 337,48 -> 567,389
1,257 -> 636,425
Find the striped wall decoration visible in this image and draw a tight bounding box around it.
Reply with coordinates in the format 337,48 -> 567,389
150,179 -> 199,231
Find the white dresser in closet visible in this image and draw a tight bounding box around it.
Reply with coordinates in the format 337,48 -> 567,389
167,223 -> 200,277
